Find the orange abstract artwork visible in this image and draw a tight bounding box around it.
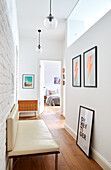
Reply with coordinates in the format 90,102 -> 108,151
86,55 -> 93,80
72,55 -> 81,87
74,61 -> 78,81
83,46 -> 97,87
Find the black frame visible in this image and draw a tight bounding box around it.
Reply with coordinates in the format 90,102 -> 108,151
22,74 -> 35,89
83,46 -> 97,87
72,55 -> 81,87
76,106 -> 94,158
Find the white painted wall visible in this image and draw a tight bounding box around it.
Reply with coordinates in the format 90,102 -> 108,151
65,10 -> 111,169
44,61 -> 60,93
19,34 -> 63,100
0,0 -> 18,169
19,37 -> 38,100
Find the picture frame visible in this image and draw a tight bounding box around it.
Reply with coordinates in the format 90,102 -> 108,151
22,74 -> 34,89
83,46 -> 97,87
63,80 -> 65,85
72,55 -> 81,87
54,77 -> 60,84
76,106 -> 94,158
62,68 -> 65,73
63,74 -> 65,79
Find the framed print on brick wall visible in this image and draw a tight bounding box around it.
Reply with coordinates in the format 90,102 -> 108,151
83,46 -> 97,87
72,55 -> 81,87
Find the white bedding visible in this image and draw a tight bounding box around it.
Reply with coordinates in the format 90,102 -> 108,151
46,94 -> 60,106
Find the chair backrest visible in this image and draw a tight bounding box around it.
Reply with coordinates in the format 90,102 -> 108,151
7,104 -> 18,151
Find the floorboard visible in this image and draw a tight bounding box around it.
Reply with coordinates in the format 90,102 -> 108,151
14,103 -> 103,170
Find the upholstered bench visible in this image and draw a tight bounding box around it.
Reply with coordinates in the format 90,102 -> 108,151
7,104 -> 60,170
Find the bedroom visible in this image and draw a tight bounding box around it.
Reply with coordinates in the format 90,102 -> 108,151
40,60 -> 61,113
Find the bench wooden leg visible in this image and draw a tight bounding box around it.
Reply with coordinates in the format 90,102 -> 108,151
9,158 -> 13,170
55,153 -> 58,170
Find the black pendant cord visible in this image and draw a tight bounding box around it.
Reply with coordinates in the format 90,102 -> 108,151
38,30 -> 41,48
39,32 -> 40,46
50,0 -> 51,15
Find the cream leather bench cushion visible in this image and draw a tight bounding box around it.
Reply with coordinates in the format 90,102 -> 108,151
8,120 -> 59,157
7,104 -> 18,151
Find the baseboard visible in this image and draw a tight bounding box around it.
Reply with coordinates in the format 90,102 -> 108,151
64,123 -> 111,170
91,148 -> 111,170
64,123 -> 76,140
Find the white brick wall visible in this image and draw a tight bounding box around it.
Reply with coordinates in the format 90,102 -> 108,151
0,0 -> 18,169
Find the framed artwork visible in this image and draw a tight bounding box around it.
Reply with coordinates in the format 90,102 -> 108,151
54,77 -> 60,84
62,68 -> 65,73
22,74 -> 34,89
76,106 -> 94,158
72,55 -> 81,87
63,80 -> 65,85
63,74 -> 65,79
83,46 -> 97,87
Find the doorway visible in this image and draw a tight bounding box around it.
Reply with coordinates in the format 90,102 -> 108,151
39,60 -> 62,114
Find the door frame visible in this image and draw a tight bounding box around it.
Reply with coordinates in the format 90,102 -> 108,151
38,59 -> 63,115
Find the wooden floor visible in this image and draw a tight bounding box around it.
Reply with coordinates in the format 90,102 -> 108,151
15,104 -> 102,170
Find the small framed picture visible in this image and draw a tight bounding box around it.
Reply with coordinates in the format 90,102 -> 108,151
63,80 -> 65,85
62,68 -> 65,73
72,55 -> 81,87
83,46 -> 97,87
63,74 -> 65,79
22,74 -> 34,89
76,106 -> 94,158
54,77 -> 60,84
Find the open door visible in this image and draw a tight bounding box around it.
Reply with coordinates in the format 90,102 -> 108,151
39,61 -> 44,114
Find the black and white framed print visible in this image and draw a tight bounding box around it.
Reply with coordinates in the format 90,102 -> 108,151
72,55 -> 81,87
83,46 -> 97,87
76,106 -> 94,157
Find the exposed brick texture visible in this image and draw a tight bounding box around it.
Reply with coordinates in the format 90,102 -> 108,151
0,0 -> 17,169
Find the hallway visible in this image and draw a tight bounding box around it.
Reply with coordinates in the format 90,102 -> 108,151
15,104 -> 102,170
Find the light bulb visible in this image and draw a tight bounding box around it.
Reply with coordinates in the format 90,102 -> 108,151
44,15 -> 58,29
36,45 -> 43,55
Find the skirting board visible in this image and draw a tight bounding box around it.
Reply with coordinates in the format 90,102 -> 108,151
64,123 -> 111,170
64,123 -> 76,140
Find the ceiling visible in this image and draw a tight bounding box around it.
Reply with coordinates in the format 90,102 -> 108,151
16,0 -> 79,40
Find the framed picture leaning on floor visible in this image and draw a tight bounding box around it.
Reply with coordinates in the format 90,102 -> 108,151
76,106 -> 94,157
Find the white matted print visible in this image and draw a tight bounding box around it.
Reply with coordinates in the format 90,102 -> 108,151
72,55 -> 81,87
22,74 -> 34,89
76,106 -> 94,157
54,77 -> 60,84
83,46 -> 97,87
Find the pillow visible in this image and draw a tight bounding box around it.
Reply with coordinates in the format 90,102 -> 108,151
49,90 -> 55,95
50,92 -> 56,95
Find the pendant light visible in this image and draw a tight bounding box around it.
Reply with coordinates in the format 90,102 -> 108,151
36,29 -> 43,54
44,0 -> 58,29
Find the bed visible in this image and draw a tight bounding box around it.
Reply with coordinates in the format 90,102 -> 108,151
46,90 -> 60,106
46,94 -> 60,106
